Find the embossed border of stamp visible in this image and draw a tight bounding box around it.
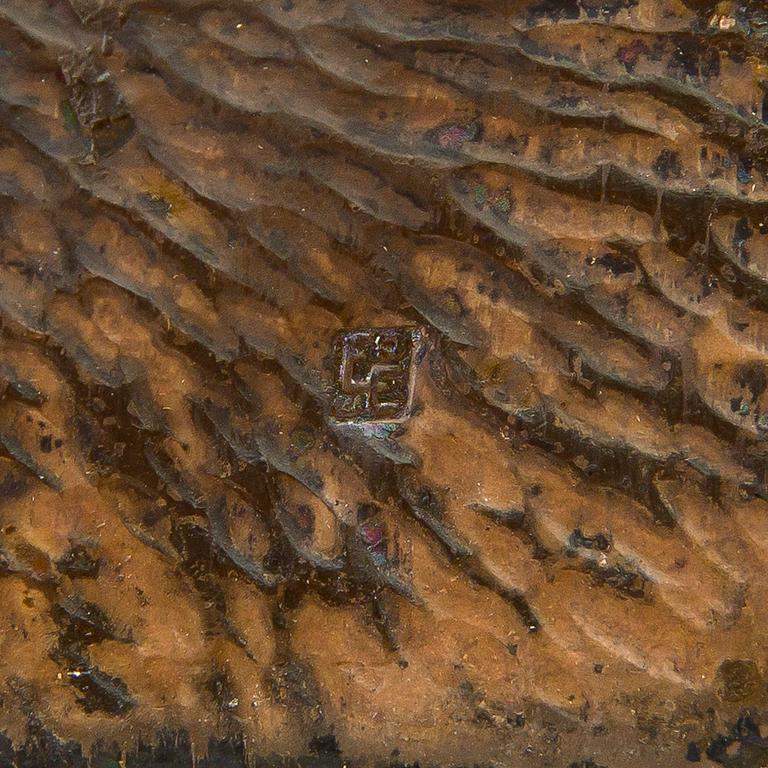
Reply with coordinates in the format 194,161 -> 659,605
329,327 -> 423,424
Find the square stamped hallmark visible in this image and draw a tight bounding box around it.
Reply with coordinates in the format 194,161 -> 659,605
330,327 -> 422,423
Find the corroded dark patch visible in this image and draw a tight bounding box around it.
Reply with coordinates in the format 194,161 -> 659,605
58,48 -> 134,157
705,714 -> 768,767
55,544 -> 100,578
716,659 -> 762,702
62,656 -> 135,715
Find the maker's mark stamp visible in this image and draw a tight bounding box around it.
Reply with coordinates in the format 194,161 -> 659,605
331,327 -> 422,423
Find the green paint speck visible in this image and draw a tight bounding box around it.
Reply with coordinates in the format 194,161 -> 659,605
60,99 -> 79,131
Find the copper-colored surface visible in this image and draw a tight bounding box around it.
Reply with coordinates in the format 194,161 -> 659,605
1,0 -> 768,765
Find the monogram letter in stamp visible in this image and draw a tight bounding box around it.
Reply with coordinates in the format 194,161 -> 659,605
330,327 -> 422,423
